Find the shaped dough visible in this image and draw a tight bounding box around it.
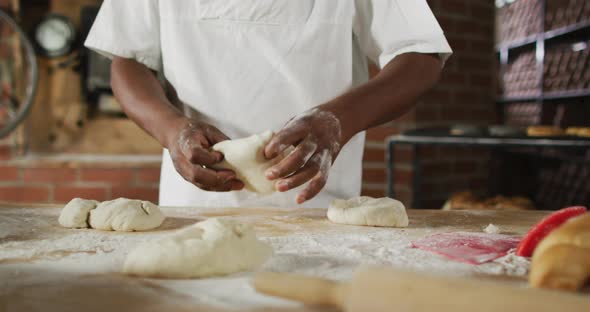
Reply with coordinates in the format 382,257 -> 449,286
58,198 -> 99,228
327,196 -> 409,227
89,198 -> 165,232
212,131 -> 283,194
123,218 -> 272,278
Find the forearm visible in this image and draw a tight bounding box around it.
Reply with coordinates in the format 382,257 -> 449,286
321,53 -> 442,144
110,57 -> 185,148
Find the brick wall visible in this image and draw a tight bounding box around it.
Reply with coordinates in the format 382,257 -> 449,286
0,0 -> 495,207
0,149 -> 160,205
361,0 -> 497,208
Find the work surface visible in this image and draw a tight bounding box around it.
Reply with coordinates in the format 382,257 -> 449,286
0,206 -> 549,311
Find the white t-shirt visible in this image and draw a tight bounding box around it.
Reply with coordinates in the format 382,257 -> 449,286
85,0 -> 452,208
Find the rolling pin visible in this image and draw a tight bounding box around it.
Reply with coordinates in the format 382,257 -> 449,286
253,266 -> 590,312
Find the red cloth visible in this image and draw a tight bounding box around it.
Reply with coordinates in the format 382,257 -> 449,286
412,232 -> 521,264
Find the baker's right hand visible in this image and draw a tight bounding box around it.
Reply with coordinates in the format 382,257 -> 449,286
165,118 -> 244,192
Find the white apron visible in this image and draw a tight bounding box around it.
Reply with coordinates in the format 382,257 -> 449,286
85,0 -> 452,208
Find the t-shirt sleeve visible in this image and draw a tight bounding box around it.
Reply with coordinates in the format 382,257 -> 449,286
353,0 -> 453,69
84,0 -> 162,71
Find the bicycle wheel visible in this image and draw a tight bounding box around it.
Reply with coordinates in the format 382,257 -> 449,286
0,9 -> 38,138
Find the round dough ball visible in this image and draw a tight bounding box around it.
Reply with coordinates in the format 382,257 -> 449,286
327,196 -> 409,227
123,218 -> 272,278
212,131 -> 284,194
58,198 -> 99,228
89,198 -> 165,232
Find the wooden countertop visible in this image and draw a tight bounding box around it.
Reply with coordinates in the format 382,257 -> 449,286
0,206 -> 551,311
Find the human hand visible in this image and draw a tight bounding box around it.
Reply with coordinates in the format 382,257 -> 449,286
166,118 -> 244,192
264,108 -> 343,204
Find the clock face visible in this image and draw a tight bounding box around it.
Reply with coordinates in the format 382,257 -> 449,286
35,15 -> 75,57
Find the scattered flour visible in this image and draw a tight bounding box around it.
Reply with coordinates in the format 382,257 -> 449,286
0,207 -> 532,310
478,249 -> 530,277
483,224 -> 501,234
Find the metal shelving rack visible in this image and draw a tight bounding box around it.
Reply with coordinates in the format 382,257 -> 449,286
496,2 -> 590,106
386,1 -> 590,208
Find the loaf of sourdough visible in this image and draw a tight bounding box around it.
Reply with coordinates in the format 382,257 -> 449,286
529,213 -> 590,290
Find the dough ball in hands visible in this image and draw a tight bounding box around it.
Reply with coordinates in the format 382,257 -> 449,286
212,131 -> 284,194
123,218 -> 272,278
89,198 -> 165,232
58,198 -> 99,228
327,196 -> 409,227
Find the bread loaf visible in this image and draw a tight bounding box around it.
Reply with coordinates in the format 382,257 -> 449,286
529,213 -> 590,291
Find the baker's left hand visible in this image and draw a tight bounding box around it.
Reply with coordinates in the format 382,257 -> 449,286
264,108 -> 343,204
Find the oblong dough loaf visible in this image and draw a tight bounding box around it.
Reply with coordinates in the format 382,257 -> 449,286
58,198 -> 99,228
123,218 -> 272,278
327,196 -> 409,227
89,198 -> 165,232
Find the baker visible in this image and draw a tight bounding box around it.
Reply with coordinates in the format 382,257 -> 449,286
85,1 -> 452,208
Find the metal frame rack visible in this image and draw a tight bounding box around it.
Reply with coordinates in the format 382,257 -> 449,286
387,0 -> 590,208
386,127 -> 590,208
497,1 -> 590,107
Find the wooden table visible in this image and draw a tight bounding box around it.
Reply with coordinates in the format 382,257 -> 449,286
0,205 -> 550,311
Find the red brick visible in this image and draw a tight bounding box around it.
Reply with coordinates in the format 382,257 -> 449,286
457,55 -> 490,69
363,168 -> 387,183
363,147 -> 385,162
54,186 -> 109,203
111,186 -> 159,203
416,106 -> 439,121
136,168 -> 161,184
395,189 -> 412,207
447,35 -> 469,53
0,185 -> 50,203
0,165 -> 19,181
366,126 -> 400,142
470,4 -> 493,20
422,89 -> 452,103
470,39 -> 494,53
440,108 -> 470,121
436,15 -> 455,33
393,147 -> 414,163
438,0 -> 469,15
393,168 -> 413,185
361,188 -> 385,198
0,145 -> 11,160
80,168 -> 134,184
469,73 -> 493,88
472,23 -> 494,38
23,167 -> 77,183
439,71 -> 468,86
